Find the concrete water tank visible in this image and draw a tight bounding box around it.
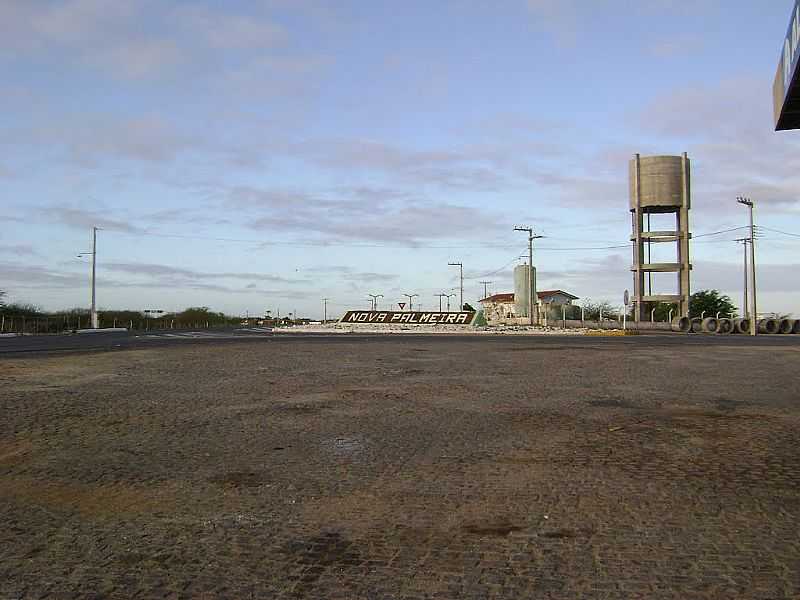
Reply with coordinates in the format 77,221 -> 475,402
514,264 -> 533,317
629,155 -> 691,212
629,153 -> 692,321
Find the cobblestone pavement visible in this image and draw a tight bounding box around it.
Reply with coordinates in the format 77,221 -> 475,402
2,336 -> 800,599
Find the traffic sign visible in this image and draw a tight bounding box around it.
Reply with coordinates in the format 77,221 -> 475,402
398,302 -> 406,310
623,290 -> 630,306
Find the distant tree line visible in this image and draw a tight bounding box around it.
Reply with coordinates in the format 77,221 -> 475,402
0,296 -> 305,333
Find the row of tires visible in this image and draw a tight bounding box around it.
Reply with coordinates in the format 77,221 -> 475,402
671,316 -> 800,334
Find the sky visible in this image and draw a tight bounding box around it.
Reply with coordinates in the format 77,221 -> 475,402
2,0 -> 800,319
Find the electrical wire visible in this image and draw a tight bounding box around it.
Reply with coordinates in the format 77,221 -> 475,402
103,224 -> 757,252
758,226 -> 800,238
467,251 -> 527,280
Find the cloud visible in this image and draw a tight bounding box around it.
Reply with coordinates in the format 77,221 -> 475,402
0,244 -> 39,257
42,207 -> 145,233
85,38 -> 185,79
303,265 -> 398,283
218,183 -> 505,243
637,76 -> 800,209
103,262 -> 301,284
0,261 -> 85,289
0,260 -> 310,300
0,1 -> 306,80
647,34 -> 705,58
173,5 -> 287,49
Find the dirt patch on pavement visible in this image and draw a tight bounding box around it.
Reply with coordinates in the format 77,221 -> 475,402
0,350 -> 160,393
0,477 -> 177,517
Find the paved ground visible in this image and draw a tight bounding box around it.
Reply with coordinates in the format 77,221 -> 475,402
2,335 -> 800,599
0,328 -> 275,355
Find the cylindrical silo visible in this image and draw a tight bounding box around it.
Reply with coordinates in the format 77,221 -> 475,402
514,264 -> 533,318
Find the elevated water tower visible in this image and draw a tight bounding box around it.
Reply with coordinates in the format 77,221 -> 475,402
629,153 -> 692,320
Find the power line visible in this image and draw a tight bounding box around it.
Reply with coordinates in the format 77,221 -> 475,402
467,251 -> 526,280
102,224 -> 756,252
759,226 -> 800,238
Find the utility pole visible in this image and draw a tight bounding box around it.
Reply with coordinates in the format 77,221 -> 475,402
436,293 -> 447,312
90,227 -> 98,328
368,294 -> 383,311
479,281 -> 492,300
78,227 -> 100,328
403,293 -> 418,312
322,298 -> 329,323
514,226 -> 543,326
735,239 -> 749,319
737,197 -> 757,336
448,262 -> 463,311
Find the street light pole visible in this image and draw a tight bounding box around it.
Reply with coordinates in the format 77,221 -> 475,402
737,197 -> 757,336
78,227 -> 101,328
448,262 -> 463,311
445,293 -> 456,312
436,294 -> 446,312
368,294 -> 383,311
322,298 -> 330,323
403,293 -> 418,312
90,227 -> 98,328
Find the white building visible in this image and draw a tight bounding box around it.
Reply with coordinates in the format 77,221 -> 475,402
479,290 -> 579,325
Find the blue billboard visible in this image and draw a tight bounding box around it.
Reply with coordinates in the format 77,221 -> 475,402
774,0 -> 800,130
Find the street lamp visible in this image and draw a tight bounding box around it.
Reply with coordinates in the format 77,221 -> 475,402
448,262 -> 463,311
77,226 -> 102,328
737,197 -> 757,336
445,293 -> 456,312
436,293 -> 447,312
403,293 -> 419,312
368,294 -> 384,311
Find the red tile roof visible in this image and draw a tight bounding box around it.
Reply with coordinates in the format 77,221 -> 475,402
479,293 -> 515,303
480,290 -> 579,303
537,290 -> 579,300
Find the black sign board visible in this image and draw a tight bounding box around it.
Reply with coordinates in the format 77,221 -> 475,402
340,311 -> 476,325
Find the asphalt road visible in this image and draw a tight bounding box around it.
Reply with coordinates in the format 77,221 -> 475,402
2,327 -> 800,357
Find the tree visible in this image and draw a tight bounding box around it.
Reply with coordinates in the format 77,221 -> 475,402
689,290 -> 736,319
0,302 -> 44,317
653,302 -> 678,322
462,302 -> 475,312
581,301 -> 618,321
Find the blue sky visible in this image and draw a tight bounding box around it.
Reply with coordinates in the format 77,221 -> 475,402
2,0 -> 800,319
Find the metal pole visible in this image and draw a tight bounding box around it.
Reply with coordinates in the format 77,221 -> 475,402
479,281 -> 492,300
743,240 -> 749,319
514,227 -> 543,325
448,263 -> 463,311
323,298 -> 329,323
738,197 -> 757,336
403,294 -> 418,312
90,227 -> 98,328
736,238 -> 749,318
368,294 -> 383,311
749,202 -> 757,336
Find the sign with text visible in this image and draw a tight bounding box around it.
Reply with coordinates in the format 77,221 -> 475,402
340,311 -> 476,325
